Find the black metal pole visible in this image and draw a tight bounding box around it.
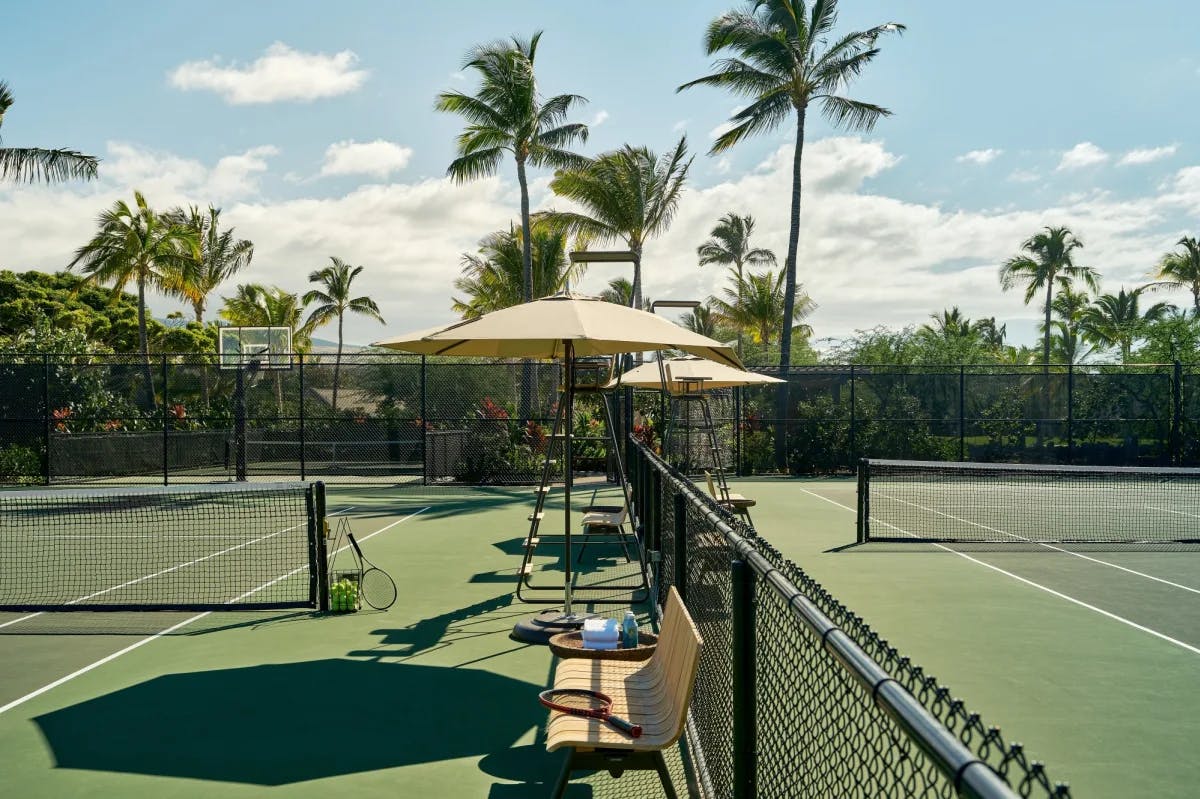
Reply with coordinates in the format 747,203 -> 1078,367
234,364 -> 247,482
298,353 -> 306,480
42,353 -> 51,485
563,340 -> 575,617
848,365 -> 857,468
732,558 -> 757,799
734,386 -> 743,476
958,365 -> 966,462
1172,360 -> 1183,465
161,354 -> 169,485
649,467 -> 661,554
421,355 -> 428,485
1067,364 -> 1075,465
673,491 -> 687,602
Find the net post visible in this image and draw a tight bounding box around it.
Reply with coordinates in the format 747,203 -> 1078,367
731,558 -> 757,799
856,458 -> 869,543
310,481 -> 330,611
673,491 -> 687,602
161,353 -> 169,485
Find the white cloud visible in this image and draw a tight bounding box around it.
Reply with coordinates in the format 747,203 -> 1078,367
956,148 -> 1003,165
590,110 -> 609,127
1057,142 -> 1109,171
5,137 -> 1200,349
319,140 -> 413,178
713,157 -> 732,175
1118,144 -> 1178,166
1007,169 -> 1040,184
168,42 -> 368,104
672,119 -> 689,132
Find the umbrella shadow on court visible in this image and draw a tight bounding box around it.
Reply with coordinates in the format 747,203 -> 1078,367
33,659 -> 542,785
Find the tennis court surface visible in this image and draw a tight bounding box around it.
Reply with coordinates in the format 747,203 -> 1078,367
1,467 -> 1195,797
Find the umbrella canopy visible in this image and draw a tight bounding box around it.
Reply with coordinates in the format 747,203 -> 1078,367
608,356 -> 784,394
372,293 -> 742,368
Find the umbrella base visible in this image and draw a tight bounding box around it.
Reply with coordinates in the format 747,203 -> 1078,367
511,609 -> 598,645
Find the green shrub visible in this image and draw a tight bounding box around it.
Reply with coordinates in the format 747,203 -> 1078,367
0,444 -> 42,485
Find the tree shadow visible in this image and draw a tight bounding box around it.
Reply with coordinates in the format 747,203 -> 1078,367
33,659 -> 542,785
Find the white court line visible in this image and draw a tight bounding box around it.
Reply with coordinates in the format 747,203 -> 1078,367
0,506 -> 429,716
878,493 -> 1200,595
797,488 -> 1200,657
0,504 -> 360,630
1149,506 -> 1200,520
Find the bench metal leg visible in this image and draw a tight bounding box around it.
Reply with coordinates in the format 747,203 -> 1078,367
551,749 -> 574,799
653,750 -> 678,799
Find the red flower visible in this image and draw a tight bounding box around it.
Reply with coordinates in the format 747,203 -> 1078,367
52,407 -> 72,434
103,419 -> 123,431
480,397 -> 509,420
170,404 -> 187,420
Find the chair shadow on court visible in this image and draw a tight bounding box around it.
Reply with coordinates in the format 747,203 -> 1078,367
345,593 -> 526,662
33,659 -> 544,786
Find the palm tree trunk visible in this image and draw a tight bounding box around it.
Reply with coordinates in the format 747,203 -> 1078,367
332,314 -> 343,412
774,108 -> 806,471
1193,284 -> 1199,315
736,261 -> 744,358
631,249 -> 642,310
515,155 -> 534,422
136,273 -> 155,411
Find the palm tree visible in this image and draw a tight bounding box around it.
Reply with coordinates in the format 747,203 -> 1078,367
1000,227 -> 1099,367
1044,286 -> 1090,364
597,277 -> 650,309
542,137 -> 693,310
973,317 -> 1007,350
451,223 -> 581,318
164,205 -> 253,323
680,2 -> 903,375
1081,287 -> 1173,363
436,32 -> 589,304
303,258 -> 385,412
711,269 -> 815,348
919,307 -> 974,341
1151,236 -> 1200,314
697,213 -> 776,356
220,284 -> 316,350
681,305 -> 718,338
0,81 -> 99,183
69,191 -> 198,408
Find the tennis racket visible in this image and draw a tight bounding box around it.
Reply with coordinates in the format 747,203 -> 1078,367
347,532 -> 398,610
538,688 -> 643,738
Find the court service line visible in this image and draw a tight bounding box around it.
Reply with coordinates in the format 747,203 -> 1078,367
879,494 -> 1200,595
1148,506 -> 1200,521
796,488 -> 1200,657
0,505 -> 359,632
0,506 -> 429,717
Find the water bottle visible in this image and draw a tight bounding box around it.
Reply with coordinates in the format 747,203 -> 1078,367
621,610 -> 639,649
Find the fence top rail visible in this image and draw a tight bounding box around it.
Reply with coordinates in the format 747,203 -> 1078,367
633,438 -> 1021,799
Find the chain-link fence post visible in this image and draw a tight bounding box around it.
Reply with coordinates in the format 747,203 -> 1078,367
298,353 -> 306,480
1067,364 -> 1075,465
848,364 -> 857,468
421,355 -> 428,486
958,365 -> 966,462
42,353 -> 51,485
732,557 -> 757,799
161,354 -> 169,485
1172,360 -> 1183,465
673,492 -> 687,603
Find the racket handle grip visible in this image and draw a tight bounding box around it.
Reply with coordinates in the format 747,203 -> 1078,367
610,717 -> 643,738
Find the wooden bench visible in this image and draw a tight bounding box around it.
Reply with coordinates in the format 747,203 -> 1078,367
545,586 -> 703,798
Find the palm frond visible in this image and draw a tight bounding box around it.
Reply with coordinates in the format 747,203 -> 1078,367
446,148 -> 506,182
0,147 -> 99,183
817,95 -> 890,132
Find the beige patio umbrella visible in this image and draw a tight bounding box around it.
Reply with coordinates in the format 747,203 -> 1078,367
372,293 -> 740,640
607,356 -> 784,394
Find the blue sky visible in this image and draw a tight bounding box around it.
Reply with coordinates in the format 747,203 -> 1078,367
2,1 -> 1198,349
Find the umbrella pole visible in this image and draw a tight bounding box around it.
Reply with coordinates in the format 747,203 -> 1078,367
562,340 -> 574,617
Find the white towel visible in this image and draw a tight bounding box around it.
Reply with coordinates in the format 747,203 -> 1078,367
583,618 -> 619,635
583,640 -> 618,650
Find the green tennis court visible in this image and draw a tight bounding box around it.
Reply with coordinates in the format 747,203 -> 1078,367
1,476 -> 1196,797
739,475 -> 1200,799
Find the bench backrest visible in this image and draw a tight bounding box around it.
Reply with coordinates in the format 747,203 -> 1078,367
646,585 -> 704,745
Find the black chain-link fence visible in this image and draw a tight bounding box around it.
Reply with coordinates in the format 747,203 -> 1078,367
630,440 -> 1070,799
0,354 -> 1194,485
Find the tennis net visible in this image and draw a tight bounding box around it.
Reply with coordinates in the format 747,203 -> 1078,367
0,481 -> 328,612
858,459 -> 1200,544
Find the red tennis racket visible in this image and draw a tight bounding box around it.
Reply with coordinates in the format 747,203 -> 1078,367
538,688 -> 643,738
